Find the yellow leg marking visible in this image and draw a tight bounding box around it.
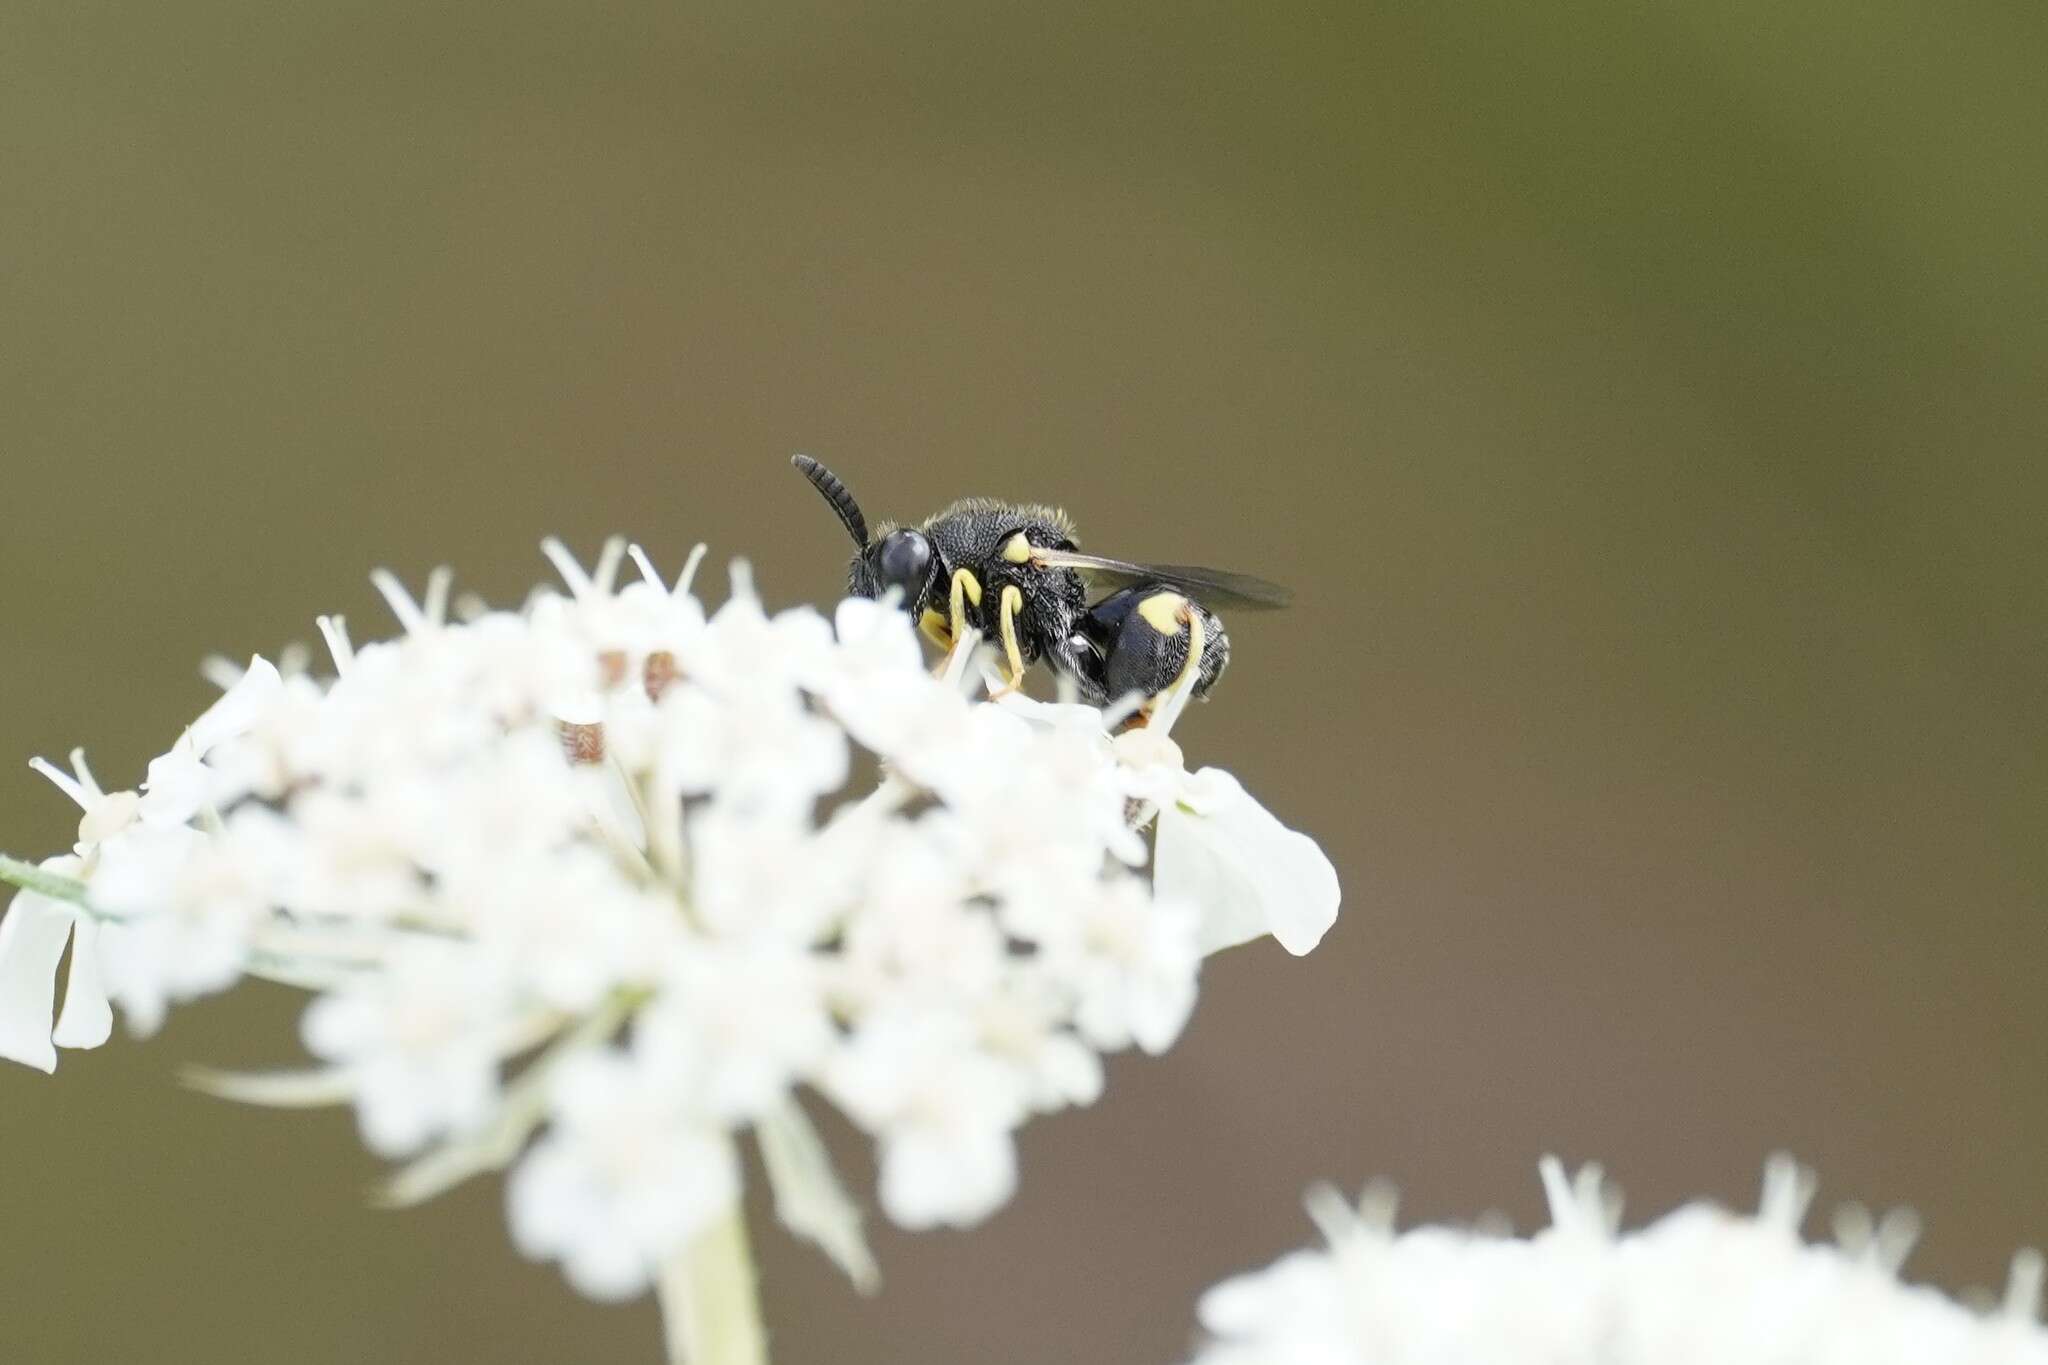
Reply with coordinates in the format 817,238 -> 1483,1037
1149,606 -> 1206,737
948,568 -> 983,644
990,584 -> 1027,695
1172,608 -> 1205,691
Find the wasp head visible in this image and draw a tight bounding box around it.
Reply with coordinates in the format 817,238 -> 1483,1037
851,527 -> 937,612
792,455 -> 938,614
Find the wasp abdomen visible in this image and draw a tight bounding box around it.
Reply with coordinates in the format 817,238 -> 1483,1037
1078,585 -> 1229,707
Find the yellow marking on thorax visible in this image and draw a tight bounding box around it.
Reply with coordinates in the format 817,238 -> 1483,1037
1137,591 -> 1190,635
1001,532 -> 1032,564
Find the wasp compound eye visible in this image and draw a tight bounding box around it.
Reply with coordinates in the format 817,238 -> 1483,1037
876,530 -> 932,598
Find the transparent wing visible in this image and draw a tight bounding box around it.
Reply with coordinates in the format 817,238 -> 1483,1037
1033,549 -> 1292,610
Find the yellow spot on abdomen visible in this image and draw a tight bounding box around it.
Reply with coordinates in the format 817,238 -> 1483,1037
1137,592 -> 1189,634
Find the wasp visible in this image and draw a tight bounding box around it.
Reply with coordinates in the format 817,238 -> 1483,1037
791,455 -> 1289,719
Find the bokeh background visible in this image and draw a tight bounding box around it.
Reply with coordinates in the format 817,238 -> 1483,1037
3,2 -> 2045,1361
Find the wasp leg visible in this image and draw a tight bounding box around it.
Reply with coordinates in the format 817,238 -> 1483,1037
1147,608 -> 1206,734
929,568 -> 986,680
947,567 -> 983,643
986,584 -> 1029,697
1046,629 -> 1109,707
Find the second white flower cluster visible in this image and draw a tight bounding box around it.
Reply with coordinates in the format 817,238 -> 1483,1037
1190,1157 -> 2047,1365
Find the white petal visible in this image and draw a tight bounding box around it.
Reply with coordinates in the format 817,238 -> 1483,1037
357,1068 -> 439,1156
0,891 -> 77,1072
188,656 -> 283,754
138,744 -> 209,827
1131,968 -> 1199,1054
831,597 -> 919,670
52,912 -> 112,1049
878,1124 -> 1017,1229
990,688 -> 1109,732
506,1143 -> 581,1254
564,1233 -> 652,1302
1156,767 -> 1341,957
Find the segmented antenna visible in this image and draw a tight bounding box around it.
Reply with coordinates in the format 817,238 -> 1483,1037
790,454 -> 870,548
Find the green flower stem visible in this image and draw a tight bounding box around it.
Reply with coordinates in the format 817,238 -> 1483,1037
658,1200 -> 769,1365
0,853 -> 131,920
0,854 -> 90,906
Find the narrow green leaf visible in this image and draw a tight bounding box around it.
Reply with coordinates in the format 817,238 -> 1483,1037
182,1065 -> 359,1108
756,1099 -> 880,1294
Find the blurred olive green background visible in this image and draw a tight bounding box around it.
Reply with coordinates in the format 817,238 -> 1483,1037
4,1 -> 2045,1360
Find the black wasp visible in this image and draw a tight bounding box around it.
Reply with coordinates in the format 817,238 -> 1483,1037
792,455 -> 1289,720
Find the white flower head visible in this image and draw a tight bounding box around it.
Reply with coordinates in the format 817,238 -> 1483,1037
1190,1157 -> 2048,1365
0,533 -> 1341,1307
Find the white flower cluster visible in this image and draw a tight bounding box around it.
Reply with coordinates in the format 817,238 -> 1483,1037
1191,1156 -> 2048,1365
0,538 -> 1339,1302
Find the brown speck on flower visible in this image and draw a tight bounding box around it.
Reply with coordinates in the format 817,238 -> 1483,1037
644,650 -> 680,701
597,650 -> 630,689
559,720 -> 605,765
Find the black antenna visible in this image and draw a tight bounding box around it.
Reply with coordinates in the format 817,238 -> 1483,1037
790,455 -> 870,548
